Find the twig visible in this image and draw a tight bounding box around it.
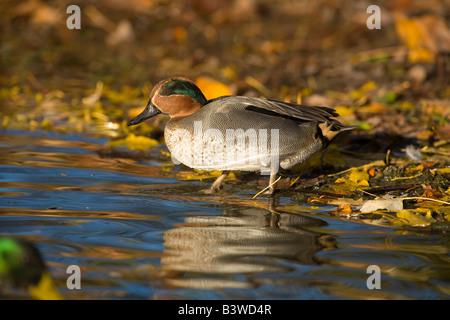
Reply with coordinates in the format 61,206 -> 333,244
327,167 -> 352,177
245,76 -> 272,97
401,197 -> 450,205
327,160 -> 386,177
359,189 -> 379,198
390,173 -> 423,181
253,176 -> 281,199
420,149 -> 450,157
295,189 -> 353,198
289,176 -> 300,187
362,184 -> 417,194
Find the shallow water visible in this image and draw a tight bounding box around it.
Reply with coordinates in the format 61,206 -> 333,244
0,130 -> 449,299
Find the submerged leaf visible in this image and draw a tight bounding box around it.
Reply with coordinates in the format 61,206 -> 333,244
332,204 -> 356,217
396,209 -> 436,226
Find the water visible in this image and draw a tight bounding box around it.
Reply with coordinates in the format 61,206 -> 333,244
0,130 -> 449,299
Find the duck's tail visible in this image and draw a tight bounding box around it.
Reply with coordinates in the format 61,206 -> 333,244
319,120 -> 356,142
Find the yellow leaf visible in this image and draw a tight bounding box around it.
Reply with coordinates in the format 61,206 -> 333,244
195,77 -> 232,100
245,76 -> 272,97
361,81 -> 377,92
350,81 -> 377,100
176,170 -> 235,181
394,12 -> 435,63
332,204 -> 353,216
408,48 -> 434,63
405,164 -> 423,173
435,168 -> 450,175
109,134 -> 159,151
358,102 -> 387,114
399,101 -> 414,110
396,209 -> 435,226
416,130 -> 434,140
127,106 -> 145,118
332,167 -> 370,193
348,169 -> 370,187
334,106 -> 354,116
221,65 -> 237,81
334,177 -> 347,184
28,271 -> 63,300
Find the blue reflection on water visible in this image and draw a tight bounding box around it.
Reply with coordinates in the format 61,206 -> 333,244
0,130 -> 449,300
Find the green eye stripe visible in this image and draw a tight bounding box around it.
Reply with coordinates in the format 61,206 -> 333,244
159,80 -> 207,105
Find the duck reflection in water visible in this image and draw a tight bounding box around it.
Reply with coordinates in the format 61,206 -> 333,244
160,203 -> 336,290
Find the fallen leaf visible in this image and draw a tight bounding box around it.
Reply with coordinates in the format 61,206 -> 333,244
106,20 -> 135,47
394,13 -> 450,63
433,168 -> 450,175
359,195 -> 404,213
128,107 -> 145,119
332,168 -> 371,194
332,204 -> 354,216
109,133 -> 159,151
350,81 -> 377,100
334,105 -> 354,116
404,163 -> 424,173
348,169 -> 370,186
418,185 -> 442,201
196,77 -> 232,100
173,27 -> 187,42
396,209 -> 435,226
176,170 -> 235,181
245,76 -> 272,97
357,102 -> 388,114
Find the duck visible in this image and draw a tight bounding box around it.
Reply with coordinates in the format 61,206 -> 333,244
0,237 -> 62,299
128,77 -> 354,195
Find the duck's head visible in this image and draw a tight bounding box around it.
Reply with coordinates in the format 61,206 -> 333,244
0,237 -> 45,287
128,77 -> 207,126
0,237 -> 62,299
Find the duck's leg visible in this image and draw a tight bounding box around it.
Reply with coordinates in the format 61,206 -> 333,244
201,171 -> 229,194
268,169 -> 278,196
210,171 -> 229,191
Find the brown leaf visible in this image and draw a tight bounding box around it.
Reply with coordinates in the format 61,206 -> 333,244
332,204 -> 353,216
418,185 -> 442,201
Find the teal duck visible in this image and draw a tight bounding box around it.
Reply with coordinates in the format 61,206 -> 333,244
128,77 -> 354,194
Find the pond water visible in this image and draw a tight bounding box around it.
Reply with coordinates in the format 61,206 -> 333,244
0,130 -> 449,299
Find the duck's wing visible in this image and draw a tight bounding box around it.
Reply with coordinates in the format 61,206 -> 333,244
206,96 -> 355,132
240,97 -> 353,131
243,97 -> 336,121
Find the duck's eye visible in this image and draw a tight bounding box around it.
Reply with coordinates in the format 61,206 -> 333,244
161,89 -> 170,96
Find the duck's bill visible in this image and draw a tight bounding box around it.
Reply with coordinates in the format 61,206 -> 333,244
127,101 -> 161,126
